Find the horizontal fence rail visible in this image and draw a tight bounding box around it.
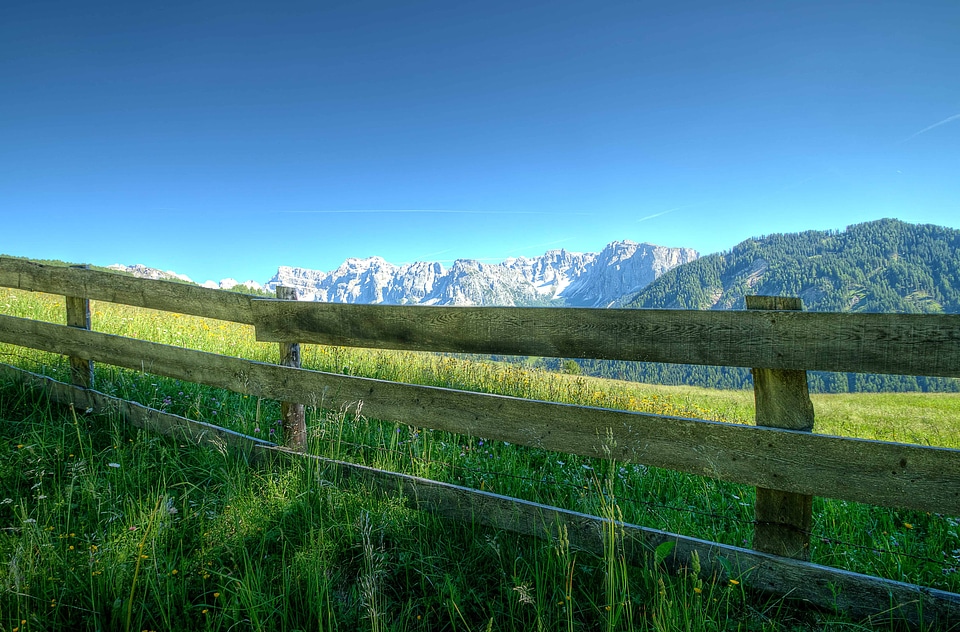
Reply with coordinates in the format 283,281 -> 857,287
2,362 -> 958,627
251,299 -> 960,377
0,256 -> 257,324
2,258 -> 960,628
3,257 -> 960,376
1,313 -> 957,515
0,361 -> 952,626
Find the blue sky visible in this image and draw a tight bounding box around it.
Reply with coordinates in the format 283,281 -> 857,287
2,1 -> 958,285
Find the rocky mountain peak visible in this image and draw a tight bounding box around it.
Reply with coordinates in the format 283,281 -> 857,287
265,241 -> 698,307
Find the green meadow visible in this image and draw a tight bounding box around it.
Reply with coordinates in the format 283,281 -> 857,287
1,288 -> 958,631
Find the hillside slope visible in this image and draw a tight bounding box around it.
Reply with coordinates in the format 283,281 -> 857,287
573,219 -> 960,392
626,219 -> 960,314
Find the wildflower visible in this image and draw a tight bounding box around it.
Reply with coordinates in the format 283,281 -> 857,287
904,523 -> 914,530
213,592 -> 220,598
17,444 -> 24,449
202,609 -> 209,615
172,569 -> 179,575
694,587 -> 703,594
728,579 -> 740,586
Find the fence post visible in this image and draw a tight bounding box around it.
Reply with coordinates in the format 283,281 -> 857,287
746,295 -> 814,560
65,265 -> 94,388
276,286 -> 307,451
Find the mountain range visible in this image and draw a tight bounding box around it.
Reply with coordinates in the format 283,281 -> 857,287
108,219 -> 960,317
571,218 -> 960,393
263,241 -> 698,307
103,218 -> 960,392
109,241 -> 698,307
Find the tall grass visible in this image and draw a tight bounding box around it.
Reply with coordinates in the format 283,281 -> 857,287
1,287 -> 958,630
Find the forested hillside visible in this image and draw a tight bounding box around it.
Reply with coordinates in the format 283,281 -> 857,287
626,218 -> 960,313
571,219 -> 960,392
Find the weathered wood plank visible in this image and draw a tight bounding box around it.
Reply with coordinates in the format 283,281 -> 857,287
0,363 -> 275,454
276,286 -> 306,450
262,446 -> 960,628
5,256 -> 959,378
250,299 -> 960,377
65,273 -> 94,388
2,360 -> 954,627
0,256 -> 257,324
2,313 -> 958,514
748,296 -> 814,560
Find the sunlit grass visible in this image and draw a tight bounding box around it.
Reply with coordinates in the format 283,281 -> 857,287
1,287 -> 958,630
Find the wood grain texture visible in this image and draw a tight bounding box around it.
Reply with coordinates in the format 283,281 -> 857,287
250,299 -> 960,377
0,256 -> 256,324
4,256 -> 959,377
748,296 -> 814,560
65,287 -> 94,388
2,313 -> 957,515
263,447 -> 960,628
0,363 -> 275,455
276,286 -> 306,450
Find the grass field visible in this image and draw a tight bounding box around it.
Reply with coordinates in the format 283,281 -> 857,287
1,288 -> 958,631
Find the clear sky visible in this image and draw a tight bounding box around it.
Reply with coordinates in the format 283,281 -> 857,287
2,1 -> 958,285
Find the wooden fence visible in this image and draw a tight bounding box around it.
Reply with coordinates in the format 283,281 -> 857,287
1,256 -> 959,627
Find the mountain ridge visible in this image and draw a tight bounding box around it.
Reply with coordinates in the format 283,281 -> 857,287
579,218 -> 960,393
106,240 -> 698,308
625,218 -> 960,314
264,240 -> 698,307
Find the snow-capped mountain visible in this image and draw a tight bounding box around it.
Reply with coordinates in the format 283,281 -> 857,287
107,263 -> 195,284
265,241 -> 698,307
107,264 -> 263,292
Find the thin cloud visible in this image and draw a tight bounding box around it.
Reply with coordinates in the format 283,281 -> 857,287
276,209 -> 592,216
404,247 -> 456,263
637,204 -> 699,223
901,112 -> 960,143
